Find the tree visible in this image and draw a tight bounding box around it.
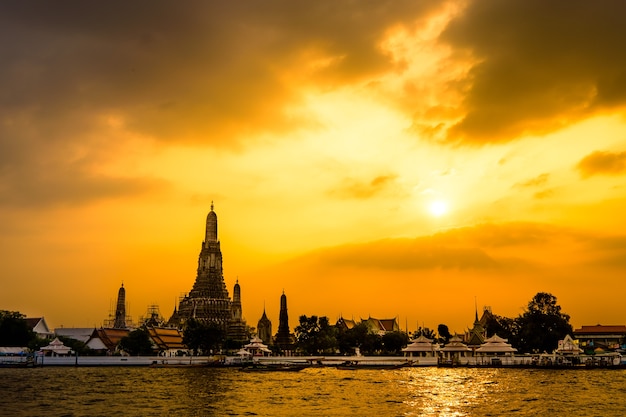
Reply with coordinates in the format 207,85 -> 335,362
360,330 -> 383,355
58,336 -> 92,356
382,331 -> 409,354
412,327 -> 436,340
336,322 -> 382,355
0,310 -> 34,347
119,328 -> 153,355
484,313 -> 516,341
182,319 -> 225,354
512,292 -> 573,353
316,317 -> 338,354
294,315 -> 337,355
437,324 -> 452,344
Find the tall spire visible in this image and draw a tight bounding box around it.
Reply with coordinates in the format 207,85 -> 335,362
205,202 -> 218,243
113,283 -> 126,329
174,204 -> 231,331
275,290 -> 292,351
474,296 -> 479,323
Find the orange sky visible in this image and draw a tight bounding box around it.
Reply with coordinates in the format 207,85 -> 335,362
2,1 -> 626,335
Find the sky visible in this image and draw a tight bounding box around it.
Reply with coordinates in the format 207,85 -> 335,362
2,1 -> 626,335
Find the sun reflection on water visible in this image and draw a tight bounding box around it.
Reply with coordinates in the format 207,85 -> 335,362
399,368 -> 502,416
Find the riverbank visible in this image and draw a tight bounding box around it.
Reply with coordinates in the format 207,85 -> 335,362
2,353 -> 624,369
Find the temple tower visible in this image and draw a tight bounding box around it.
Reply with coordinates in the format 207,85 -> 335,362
257,307 -> 272,345
227,280 -> 248,344
174,203 -> 232,331
113,283 -> 126,329
274,291 -> 294,352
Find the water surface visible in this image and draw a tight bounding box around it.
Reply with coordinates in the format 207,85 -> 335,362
1,366 -> 624,416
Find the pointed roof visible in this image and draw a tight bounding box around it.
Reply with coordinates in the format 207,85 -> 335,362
244,335 -> 272,354
441,335 -> 472,352
236,348 -> 252,356
402,335 -> 440,352
336,317 -> 357,330
55,327 -> 96,343
146,326 -> 186,351
88,328 -> 130,352
25,317 -> 53,337
555,334 -> 583,354
475,334 -> 517,353
40,337 -> 71,355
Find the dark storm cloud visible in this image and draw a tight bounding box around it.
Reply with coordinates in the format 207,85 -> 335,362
0,0 -> 444,207
0,0 -> 444,144
576,150 -> 626,178
439,0 -> 626,144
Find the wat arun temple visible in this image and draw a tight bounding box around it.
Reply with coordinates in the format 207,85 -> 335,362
167,203 -> 249,344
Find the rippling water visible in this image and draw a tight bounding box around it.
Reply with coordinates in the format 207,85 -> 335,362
1,366 -> 625,416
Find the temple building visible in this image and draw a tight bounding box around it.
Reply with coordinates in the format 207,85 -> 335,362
169,203 -> 248,343
257,306 -> 272,345
227,280 -> 249,344
274,291 -> 294,352
466,306 -> 490,348
104,283 -> 132,329
113,283 -> 126,329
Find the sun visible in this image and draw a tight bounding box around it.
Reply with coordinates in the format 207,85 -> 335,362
428,200 -> 449,217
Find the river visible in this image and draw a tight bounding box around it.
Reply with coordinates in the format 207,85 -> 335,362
1,366 -> 625,416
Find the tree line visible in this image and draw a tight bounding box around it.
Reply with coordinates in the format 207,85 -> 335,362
291,292 -> 576,355
1,293 -> 612,355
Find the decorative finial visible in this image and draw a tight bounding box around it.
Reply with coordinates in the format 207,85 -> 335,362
211,200 -> 214,211
474,296 -> 479,322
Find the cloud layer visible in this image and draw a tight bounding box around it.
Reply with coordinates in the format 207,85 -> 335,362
441,0 -> 626,144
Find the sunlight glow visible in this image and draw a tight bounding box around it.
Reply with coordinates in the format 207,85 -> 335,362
429,200 -> 449,217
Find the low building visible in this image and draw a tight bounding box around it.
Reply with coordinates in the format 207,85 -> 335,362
86,328 -> 130,354
440,335 -> 473,365
25,317 -> 54,340
402,335 -> 440,360
40,337 -> 71,356
573,324 -> 626,352
244,336 -> 272,356
362,317 -> 400,335
55,328 -> 95,344
475,334 -> 517,354
145,326 -> 186,356
555,334 -> 583,355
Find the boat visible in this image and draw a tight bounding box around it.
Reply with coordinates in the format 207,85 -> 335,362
149,358 -> 225,368
0,357 -> 38,368
239,362 -> 309,372
334,360 -> 413,370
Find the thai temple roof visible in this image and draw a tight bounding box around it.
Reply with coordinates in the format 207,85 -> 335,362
55,327 -> 95,343
244,335 -> 272,354
440,335 -> 472,352
402,335 -> 440,352
146,326 -> 185,350
89,328 -> 130,352
475,334 -> 517,353
555,335 -> 583,354
40,337 -> 71,355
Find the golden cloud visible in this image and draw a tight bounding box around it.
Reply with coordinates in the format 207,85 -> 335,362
576,150 -> 626,178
